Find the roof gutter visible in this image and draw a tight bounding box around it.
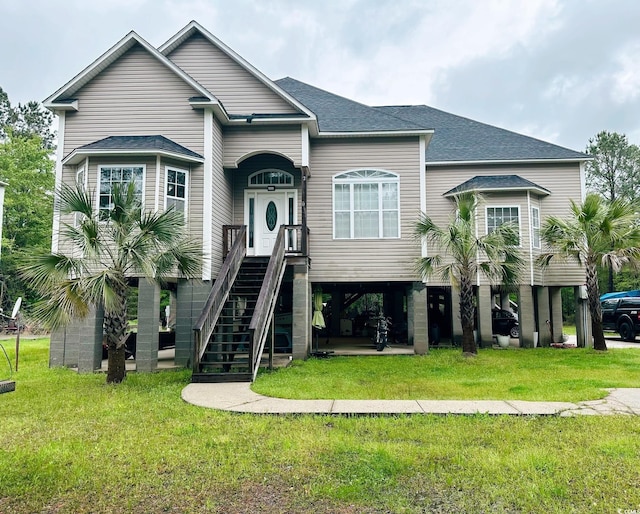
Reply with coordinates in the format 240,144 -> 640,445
427,157 -> 593,166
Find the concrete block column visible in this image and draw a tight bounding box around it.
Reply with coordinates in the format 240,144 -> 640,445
518,285 -> 536,348
49,328 -> 69,368
136,280 -> 161,372
536,286 -> 551,347
550,287 -> 563,343
477,285 -> 493,347
450,287 -> 463,346
175,280 -> 213,367
292,262 -> 311,359
411,282 -> 429,355
77,305 -> 104,373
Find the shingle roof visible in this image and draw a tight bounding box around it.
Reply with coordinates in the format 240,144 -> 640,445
275,77 -> 430,133
443,175 -> 551,197
375,105 -> 588,163
277,78 -> 587,162
75,135 -> 203,160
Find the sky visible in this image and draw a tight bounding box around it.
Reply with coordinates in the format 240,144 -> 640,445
1,0 -> 639,152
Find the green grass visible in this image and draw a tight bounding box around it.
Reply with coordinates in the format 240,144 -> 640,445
2,339 -> 640,513
253,347 -> 640,402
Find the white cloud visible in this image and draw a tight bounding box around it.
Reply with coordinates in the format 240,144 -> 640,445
612,42 -> 640,103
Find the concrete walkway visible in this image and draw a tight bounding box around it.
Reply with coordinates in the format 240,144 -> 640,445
182,383 -> 640,417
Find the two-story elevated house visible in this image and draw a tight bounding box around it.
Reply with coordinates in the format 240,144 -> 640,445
44,21 -> 590,381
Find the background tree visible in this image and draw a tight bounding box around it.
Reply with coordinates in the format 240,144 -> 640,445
0,87 -> 55,150
21,183 -> 202,383
0,88 -> 56,315
540,194 -> 640,351
415,192 -> 523,354
0,130 -> 54,312
585,131 -> 640,293
586,131 -> 640,203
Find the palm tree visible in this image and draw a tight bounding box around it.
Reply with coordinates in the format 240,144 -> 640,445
415,192 -> 523,354
20,182 -> 201,383
539,193 -> 640,351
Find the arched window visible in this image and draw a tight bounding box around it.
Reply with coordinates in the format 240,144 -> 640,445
248,169 -> 294,186
333,169 -> 400,239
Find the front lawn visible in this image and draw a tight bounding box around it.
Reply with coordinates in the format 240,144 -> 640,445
253,347 -> 640,402
2,339 -> 640,513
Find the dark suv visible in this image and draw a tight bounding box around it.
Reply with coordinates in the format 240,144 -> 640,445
492,309 -> 519,338
601,297 -> 640,341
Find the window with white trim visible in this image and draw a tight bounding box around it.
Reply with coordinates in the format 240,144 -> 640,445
249,169 -> 293,186
333,169 -> 400,239
99,165 -> 144,219
531,206 -> 540,249
486,206 -> 520,245
166,167 -> 187,214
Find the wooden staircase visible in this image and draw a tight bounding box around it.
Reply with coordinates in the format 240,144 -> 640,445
192,225 -> 294,383
192,258 -> 267,382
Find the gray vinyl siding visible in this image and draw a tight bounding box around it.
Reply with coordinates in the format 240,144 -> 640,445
223,126 -> 303,168
425,162 -> 584,287
211,117 -> 232,275
166,34 -> 298,115
308,137 -> 423,283
63,44 -> 204,157
160,158 -> 204,244
58,157 -> 205,271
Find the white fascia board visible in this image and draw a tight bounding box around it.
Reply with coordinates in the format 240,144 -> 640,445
46,100 -> 78,112
159,21 -> 317,121
189,99 -> 229,123
44,31 -> 216,109
62,149 -> 204,166
427,157 -> 592,167
316,129 -> 434,138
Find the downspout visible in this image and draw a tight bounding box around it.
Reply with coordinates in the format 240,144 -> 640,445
527,191 -> 534,286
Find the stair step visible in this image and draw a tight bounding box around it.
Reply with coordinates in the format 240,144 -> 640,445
192,372 -> 253,383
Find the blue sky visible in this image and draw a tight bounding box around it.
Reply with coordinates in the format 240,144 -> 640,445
2,0 -> 639,151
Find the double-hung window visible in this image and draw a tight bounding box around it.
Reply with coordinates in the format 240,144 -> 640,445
333,169 -> 400,239
531,206 -> 540,249
98,165 -> 144,219
486,206 -> 520,245
166,167 -> 187,214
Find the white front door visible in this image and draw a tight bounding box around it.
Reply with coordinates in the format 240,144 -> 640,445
256,192 -> 284,255
245,190 -> 296,256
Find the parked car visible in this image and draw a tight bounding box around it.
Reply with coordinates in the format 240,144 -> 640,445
492,309 -> 519,338
601,297 -> 640,341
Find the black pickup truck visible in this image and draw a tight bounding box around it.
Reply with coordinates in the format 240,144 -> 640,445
601,297 -> 640,341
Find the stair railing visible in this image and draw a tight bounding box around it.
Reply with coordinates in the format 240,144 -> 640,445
193,225 -> 247,371
248,225 -> 288,380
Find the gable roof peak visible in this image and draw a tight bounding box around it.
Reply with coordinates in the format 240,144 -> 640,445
160,23 -> 316,122
44,28 -> 217,111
